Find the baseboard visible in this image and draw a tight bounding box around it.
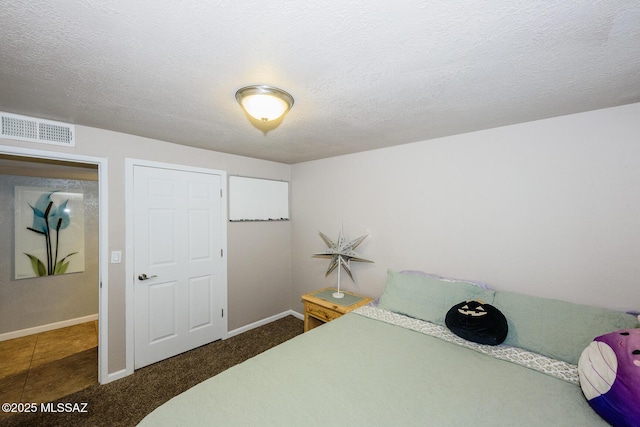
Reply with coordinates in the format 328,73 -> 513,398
0,314 -> 99,342
227,310 -> 303,338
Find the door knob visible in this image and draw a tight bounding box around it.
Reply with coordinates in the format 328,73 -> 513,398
138,273 -> 157,281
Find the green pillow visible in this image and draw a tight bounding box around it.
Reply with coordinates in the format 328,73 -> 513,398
494,291 -> 638,365
378,270 -> 495,326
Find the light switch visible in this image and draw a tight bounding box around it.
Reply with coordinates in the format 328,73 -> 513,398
110,251 -> 122,263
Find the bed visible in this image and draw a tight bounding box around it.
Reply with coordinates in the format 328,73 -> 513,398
138,270 -> 638,426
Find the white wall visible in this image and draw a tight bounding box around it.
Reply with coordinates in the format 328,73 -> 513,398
0,125 -> 291,377
291,103 -> 640,313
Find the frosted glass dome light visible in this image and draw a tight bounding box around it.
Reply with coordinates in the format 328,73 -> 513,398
235,85 -> 294,123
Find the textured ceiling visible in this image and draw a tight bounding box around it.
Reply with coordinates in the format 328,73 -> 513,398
1,1 -> 639,164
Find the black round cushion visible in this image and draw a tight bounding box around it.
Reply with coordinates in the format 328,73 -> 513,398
445,300 -> 508,346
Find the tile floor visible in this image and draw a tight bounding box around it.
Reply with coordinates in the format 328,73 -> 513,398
0,321 -> 98,419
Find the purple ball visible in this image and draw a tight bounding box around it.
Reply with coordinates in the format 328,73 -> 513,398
579,328 -> 640,427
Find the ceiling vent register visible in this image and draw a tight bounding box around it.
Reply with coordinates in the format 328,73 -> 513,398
0,112 -> 75,147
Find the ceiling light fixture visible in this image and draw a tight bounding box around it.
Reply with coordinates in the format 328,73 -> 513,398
235,85 -> 294,123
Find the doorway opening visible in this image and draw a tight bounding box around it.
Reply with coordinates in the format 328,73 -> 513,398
0,153 -> 100,406
0,145 -> 109,382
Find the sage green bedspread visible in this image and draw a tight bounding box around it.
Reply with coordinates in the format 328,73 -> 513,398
138,312 -> 606,426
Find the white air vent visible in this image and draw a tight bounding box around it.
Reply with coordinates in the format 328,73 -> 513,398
0,112 -> 75,147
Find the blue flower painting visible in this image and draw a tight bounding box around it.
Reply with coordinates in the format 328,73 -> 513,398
15,187 -> 85,279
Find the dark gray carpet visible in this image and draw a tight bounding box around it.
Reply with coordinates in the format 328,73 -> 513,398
0,315 -> 303,427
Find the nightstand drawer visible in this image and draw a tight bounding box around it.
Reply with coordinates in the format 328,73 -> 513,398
305,304 -> 339,322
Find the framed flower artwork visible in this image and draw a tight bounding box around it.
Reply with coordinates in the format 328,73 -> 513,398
14,187 -> 85,279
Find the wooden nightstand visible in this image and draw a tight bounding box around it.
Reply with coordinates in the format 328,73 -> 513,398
301,287 -> 373,332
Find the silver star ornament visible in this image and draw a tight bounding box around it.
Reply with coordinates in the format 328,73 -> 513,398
313,229 -> 373,282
